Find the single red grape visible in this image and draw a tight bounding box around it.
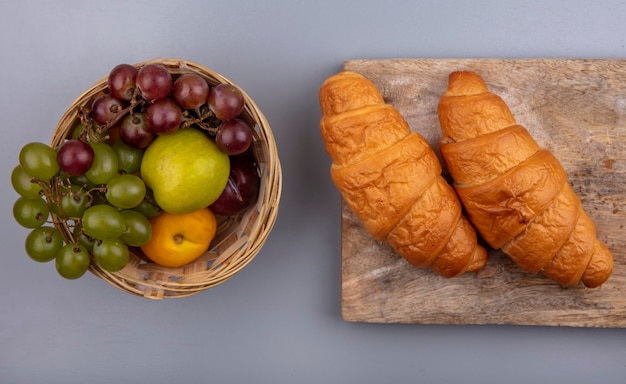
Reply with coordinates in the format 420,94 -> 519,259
215,119 -> 253,155
173,73 -> 209,110
209,154 -> 260,216
56,139 -> 95,176
91,94 -> 124,126
207,83 -> 244,121
136,64 -> 172,101
146,98 -> 182,134
108,64 -> 138,101
120,112 -> 155,148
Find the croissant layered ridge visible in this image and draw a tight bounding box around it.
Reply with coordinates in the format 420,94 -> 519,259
319,70 -> 487,278
438,71 -> 613,288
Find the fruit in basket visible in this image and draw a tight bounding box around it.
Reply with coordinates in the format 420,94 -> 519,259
136,63 -> 172,101
85,142 -> 119,185
82,204 -> 126,240
210,153 -> 260,216
55,243 -> 90,279
13,60 -> 268,286
25,226 -> 64,263
106,174 -> 146,209
71,123 -> 109,143
108,63 -> 138,101
140,208 -> 217,267
140,127 -> 230,214
146,98 -> 182,134
73,224 -> 97,252
93,238 -> 130,272
13,197 -> 50,228
112,139 -> 144,174
119,112 -> 155,149
11,165 -> 43,199
119,209 -> 152,247
19,142 -> 60,182
132,190 -> 162,219
54,184 -> 89,218
215,118 -> 253,155
173,73 -> 209,110
92,94 -> 124,126
208,83 -> 245,121
56,139 -> 94,176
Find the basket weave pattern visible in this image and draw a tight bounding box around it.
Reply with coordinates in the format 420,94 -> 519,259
50,58 -> 282,299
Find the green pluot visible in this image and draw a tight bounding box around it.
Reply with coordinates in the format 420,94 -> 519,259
140,128 -> 230,214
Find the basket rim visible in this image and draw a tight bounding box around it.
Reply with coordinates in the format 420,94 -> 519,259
50,57 -> 282,300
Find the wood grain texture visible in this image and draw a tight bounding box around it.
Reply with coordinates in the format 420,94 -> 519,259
340,59 -> 626,327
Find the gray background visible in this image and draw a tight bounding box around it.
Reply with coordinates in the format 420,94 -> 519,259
1,0 -> 625,383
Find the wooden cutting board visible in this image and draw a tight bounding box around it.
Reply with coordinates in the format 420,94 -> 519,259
339,59 -> 626,327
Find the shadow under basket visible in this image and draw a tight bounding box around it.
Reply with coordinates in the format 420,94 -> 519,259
49,58 -> 282,299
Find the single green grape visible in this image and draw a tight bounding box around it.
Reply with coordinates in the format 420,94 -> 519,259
51,184 -> 90,219
55,243 -> 90,279
71,122 -> 107,141
119,210 -> 152,247
11,165 -> 44,198
85,142 -> 118,185
19,142 -> 60,181
25,226 -> 64,262
93,238 -> 129,272
71,123 -> 86,139
69,173 -> 97,190
106,174 -> 146,209
113,139 -> 144,174
73,224 -> 96,252
13,197 -> 49,228
81,204 -> 126,240
132,189 -> 162,219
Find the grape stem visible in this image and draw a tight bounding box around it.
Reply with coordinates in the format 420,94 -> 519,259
33,173 -> 104,230
180,106 -> 220,136
78,89 -> 145,141
77,88 -> 224,139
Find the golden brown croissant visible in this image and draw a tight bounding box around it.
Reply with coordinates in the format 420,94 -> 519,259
438,71 -> 614,288
319,70 -> 487,277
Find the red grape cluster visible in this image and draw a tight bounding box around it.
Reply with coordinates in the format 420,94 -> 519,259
99,63 -> 255,155
11,61 -> 261,280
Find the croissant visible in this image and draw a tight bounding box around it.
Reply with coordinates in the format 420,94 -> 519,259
437,70 -> 614,288
319,70 -> 487,278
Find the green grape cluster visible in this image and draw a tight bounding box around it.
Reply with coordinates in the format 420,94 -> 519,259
12,136 -> 159,280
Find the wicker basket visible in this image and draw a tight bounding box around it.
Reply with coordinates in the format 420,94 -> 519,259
49,58 -> 282,299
